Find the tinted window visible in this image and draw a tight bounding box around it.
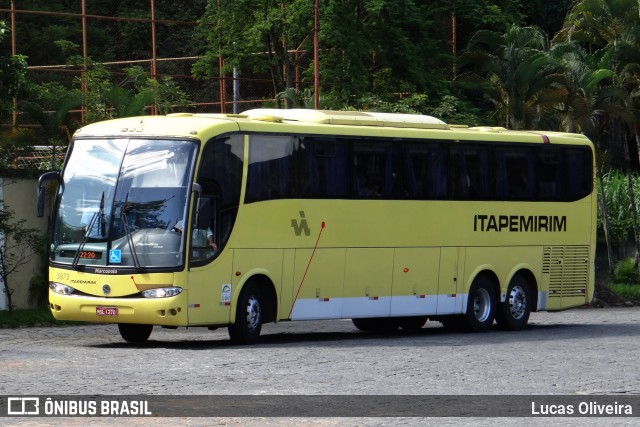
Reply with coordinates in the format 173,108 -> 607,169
401,143 -> 447,199
353,140 -> 393,197
246,135 -> 348,202
245,133 -> 593,203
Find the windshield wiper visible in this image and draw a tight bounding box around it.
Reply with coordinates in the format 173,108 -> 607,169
119,192 -> 141,271
72,192 -> 105,268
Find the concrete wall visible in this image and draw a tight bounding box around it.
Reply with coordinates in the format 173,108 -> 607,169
0,177 -> 49,310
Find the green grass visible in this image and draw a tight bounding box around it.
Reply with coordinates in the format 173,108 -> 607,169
0,308 -> 81,328
607,283 -> 640,303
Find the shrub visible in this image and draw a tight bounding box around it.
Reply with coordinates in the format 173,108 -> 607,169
607,283 -> 640,302
611,257 -> 640,285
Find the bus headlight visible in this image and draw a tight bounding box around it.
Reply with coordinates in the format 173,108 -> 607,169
141,287 -> 183,298
50,282 -> 75,295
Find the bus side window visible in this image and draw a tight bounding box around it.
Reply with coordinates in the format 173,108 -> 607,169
565,148 -> 591,199
475,151 -> 492,199
495,151 -> 508,198
449,145 -> 494,200
293,140 -> 320,196
400,143 -> 447,200
353,140 -> 393,198
247,135 -> 295,202
504,149 -> 532,199
538,146 -> 560,199
194,134 -> 243,262
319,140 -> 349,197
428,147 -> 447,198
402,149 -> 418,197
296,138 -> 348,198
450,149 -> 471,199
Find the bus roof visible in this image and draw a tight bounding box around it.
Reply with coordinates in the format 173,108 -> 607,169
72,109 -> 591,146
241,108 -> 449,129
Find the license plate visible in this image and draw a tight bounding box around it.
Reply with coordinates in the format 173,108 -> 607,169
96,306 -> 118,316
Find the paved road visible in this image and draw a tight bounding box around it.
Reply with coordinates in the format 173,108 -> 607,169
1,307 -> 639,426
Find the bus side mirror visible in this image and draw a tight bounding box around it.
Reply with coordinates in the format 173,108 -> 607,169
36,171 -> 61,218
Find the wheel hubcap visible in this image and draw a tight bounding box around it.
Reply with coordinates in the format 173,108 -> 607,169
245,295 -> 261,332
473,288 -> 491,322
508,285 -> 527,320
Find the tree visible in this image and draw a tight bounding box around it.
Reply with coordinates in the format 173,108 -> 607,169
195,0 -> 314,108
548,42 -> 618,133
0,202 -> 42,313
456,24 -> 566,129
80,63 -> 188,122
19,83 -> 82,168
319,0 -> 440,104
555,0 -> 640,268
123,66 -> 189,115
195,0 -> 526,110
0,21 -> 28,124
549,43 -> 627,273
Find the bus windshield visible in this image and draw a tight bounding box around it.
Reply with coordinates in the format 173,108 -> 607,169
52,138 -> 197,269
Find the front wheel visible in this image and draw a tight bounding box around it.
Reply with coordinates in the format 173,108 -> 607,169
496,274 -> 531,331
228,284 -> 264,344
118,323 -> 153,343
464,276 -> 496,332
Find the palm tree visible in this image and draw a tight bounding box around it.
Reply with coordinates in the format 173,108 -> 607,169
555,0 -> 640,269
102,87 -> 154,119
20,92 -> 83,169
554,0 -> 634,49
548,41 -> 626,272
456,25 -> 566,130
548,42 -> 621,132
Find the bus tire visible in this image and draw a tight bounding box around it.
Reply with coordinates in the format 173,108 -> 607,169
464,276 -> 496,332
117,323 -> 153,343
228,284 -> 263,344
496,274 -> 531,331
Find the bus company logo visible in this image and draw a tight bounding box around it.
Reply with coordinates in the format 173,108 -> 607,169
7,397 -> 40,415
291,211 -> 311,236
473,214 -> 567,233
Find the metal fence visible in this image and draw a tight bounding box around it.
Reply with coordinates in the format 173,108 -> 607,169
0,1 -> 313,129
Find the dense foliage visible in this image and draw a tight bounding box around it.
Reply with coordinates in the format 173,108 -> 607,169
6,0 -> 640,271
2,0 -> 578,128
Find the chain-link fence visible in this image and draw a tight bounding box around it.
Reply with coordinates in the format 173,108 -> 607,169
11,146 -> 65,171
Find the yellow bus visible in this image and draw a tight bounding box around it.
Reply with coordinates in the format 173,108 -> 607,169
37,109 -> 596,344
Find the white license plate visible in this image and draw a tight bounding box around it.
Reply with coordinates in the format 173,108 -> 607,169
96,306 -> 118,316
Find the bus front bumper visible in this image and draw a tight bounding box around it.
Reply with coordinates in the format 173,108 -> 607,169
49,290 -> 188,326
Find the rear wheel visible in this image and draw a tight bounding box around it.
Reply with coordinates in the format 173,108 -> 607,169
496,274 -> 531,331
117,323 -> 153,343
464,276 -> 496,332
228,284 -> 264,344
